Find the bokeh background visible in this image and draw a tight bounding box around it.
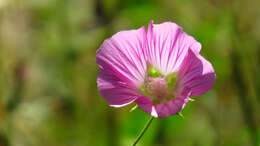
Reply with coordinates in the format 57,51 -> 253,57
0,0 -> 260,146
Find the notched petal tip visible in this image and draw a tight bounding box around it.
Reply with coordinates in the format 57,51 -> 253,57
148,20 -> 154,26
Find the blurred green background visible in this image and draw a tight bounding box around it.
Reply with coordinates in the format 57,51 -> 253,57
0,0 -> 260,146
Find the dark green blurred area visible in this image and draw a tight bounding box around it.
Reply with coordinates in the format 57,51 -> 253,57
0,0 -> 259,145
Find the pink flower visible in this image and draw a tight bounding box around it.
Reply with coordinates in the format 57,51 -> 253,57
96,21 -> 215,118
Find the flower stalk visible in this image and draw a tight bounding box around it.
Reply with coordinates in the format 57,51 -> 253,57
132,116 -> 154,146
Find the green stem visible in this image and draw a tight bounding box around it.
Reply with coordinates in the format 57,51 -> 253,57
132,116 -> 154,146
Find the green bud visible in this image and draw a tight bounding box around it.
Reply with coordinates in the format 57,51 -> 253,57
130,104 -> 138,112
177,112 -> 184,118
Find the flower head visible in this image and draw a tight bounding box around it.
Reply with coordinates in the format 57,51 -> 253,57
96,21 -> 215,118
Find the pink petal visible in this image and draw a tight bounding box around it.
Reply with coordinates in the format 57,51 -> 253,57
154,97 -> 189,118
146,21 -> 201,75
135,88 -> 191,118
96,26 -> 147,107
96,21 -> 215,116
98,69 -> 139,107
178,49 -> 216,96
135,97 -> 158,117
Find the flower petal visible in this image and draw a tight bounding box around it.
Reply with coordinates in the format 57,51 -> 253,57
154,97 -> 189,118
96,26 -> 147,87
146,21 -> 201,75
135,88 -> 191,118
96,26 -> 147,107
97,69 -> 139,107
178,49 -> 216,96
135,97 -> 158,117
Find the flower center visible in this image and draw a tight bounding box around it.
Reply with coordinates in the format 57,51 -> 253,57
140,66 -> 179,104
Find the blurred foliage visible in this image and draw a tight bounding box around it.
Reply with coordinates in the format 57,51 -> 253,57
0,0 -> 260,146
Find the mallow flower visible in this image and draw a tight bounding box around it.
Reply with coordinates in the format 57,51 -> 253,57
96,21 -> 215,118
